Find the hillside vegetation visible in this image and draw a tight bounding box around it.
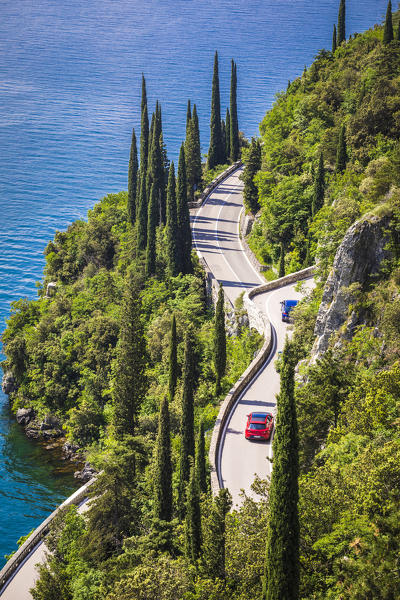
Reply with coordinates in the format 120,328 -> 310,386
241,9 -> 400,599
2,8 -> 400,600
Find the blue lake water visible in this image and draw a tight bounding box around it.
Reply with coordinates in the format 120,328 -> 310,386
0,0 -> 388,563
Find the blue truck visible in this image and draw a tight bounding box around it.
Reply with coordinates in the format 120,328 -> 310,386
280,300 -> 298,322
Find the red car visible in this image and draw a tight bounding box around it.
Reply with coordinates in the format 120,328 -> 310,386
245,412 -> 274,441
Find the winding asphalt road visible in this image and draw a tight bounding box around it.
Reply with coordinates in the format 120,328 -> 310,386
192,167 -> 314,506
1,166 -> 312,597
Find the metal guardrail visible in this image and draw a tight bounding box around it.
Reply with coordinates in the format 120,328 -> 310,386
0,477 -> 96,594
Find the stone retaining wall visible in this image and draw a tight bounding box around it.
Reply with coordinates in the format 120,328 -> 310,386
248,265 -> 316,300
0,477 -> 96,593
239,210 -> 268,274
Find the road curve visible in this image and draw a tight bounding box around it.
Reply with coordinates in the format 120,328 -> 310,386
192,167 -> 314,506
1,166 -> 311,597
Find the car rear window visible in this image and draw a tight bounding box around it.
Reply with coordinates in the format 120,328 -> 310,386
249,423 -> 265,430
251,413 -> 268,420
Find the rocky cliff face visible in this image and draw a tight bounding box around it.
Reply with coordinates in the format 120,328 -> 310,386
312,214 -> 392,359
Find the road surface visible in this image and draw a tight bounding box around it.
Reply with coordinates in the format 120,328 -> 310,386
192,167 -> 314,505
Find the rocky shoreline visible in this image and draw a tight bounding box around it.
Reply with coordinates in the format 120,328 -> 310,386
2,371 -> 96,483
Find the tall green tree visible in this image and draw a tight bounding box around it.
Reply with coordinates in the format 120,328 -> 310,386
312,152 -> 325,216
195,421 -> 208,495
214,285 -> 226,396
191,104 -> 202,190
230,59 -> 239,161
147,102 -> 165,224
148,111 -> 155,165
137,170 -> 148,251
178,332 -> 195,515
145,183 -> 157,277
397,22 -> 400,41
186,110 -> 201,202
264,340 -> 299,600
168,314 -> 178,402
128,128 -> 138,225
154,396 -> 173,522
112,272 -> 147,438
202,489 -> 232,579
242,137 -> 262,214
278,243 -> 285,278
140,75 -> 149,174
83,438 -> 143,563
332,24 -> 337,53
207,51 -> 224,169
221,119 -> 227,164
176,144 -> 193,275
185,464 -> 202,562
166,163 -> 180,276
186,100 -> 192,135
383,1 -> 394,45
225,108 -> 231,161
335,123 -> 348,173
337,0 -> 346,45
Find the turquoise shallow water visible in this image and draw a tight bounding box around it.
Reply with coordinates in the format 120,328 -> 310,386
0,0 -> 388,563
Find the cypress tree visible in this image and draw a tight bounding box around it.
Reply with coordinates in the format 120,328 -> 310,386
176,144 -> 193,275
278,244 -> 285,278
312,152 -> 325,216
154,396 -> 173,522
145,183 -> 157,277
383,1 -> 394,45
332,24 -> 337,53
191,104 -> 202,190
178,332 -> 195,515
140,75 -> 149,173
335,123 -> 348,173
186,100 -> 192,135
168,314 -> 178,402
195,421 -> 208,495
112,271 -> 147,439
264,340 -> 299,600
148,111 -> 155,160
127,127 -> 138,224
202,489 -> 232,579
166,162 -> 180,276
214,285 -> 226,396
225,108 -> 231,162
185,464 -> 202,562
84,439 -> 141,562
337,0 -> 346,45
147,102 -> 165,224
207,51 -> 224,170
242,137 -> 262,214
397,22 -> 400,42
137,170 -> 148,251
186,112 -> 199,202
221,119 -> 227,164
230,59 -> 239,161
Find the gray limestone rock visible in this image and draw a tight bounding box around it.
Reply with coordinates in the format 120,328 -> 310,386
2,371 -> 16,394
16,407 -> 35,426
62,441 -> 82,461
313,214 -> 391,359
74,462 -> 97,483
